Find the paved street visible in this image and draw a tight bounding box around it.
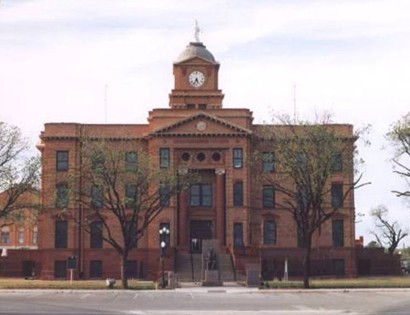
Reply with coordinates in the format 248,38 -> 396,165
1,288 -> 410,315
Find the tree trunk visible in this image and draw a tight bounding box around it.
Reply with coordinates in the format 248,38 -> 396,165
303,237 -> 312,289
120,254 -> 129,289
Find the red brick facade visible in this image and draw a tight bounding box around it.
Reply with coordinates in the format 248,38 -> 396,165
32,41 -> 358,281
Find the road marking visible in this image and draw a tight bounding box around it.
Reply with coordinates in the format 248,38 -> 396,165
133,293 -> 139,299
80,293 -> 91,299
125,310 -> 361,315
26,292 -> 43,298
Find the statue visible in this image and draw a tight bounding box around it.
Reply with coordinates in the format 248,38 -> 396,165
206,248 -> 217,270
193,19 -> 201,42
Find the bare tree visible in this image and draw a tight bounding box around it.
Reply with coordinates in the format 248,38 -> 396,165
0,122 -> 40,221
387,113 -> 410,199
370,205 -> 408,254
63,138 -> 192,289
258,113 -> 368,288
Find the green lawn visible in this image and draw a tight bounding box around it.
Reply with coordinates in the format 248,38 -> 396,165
1,277 -> 410,290
0,278 -> 155,290
263,276 -> 410,289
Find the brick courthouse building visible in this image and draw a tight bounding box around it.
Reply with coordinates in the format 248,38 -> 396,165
35,39 -> 358,281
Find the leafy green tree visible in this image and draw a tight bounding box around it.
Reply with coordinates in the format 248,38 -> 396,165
370,205 -> 408,254
0,122 -> 40,221
387,113 -> 410,199
64,139 -> 192,289
259,113 -> 368,288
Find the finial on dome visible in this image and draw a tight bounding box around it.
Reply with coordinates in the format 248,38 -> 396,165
193,19 -> 201,42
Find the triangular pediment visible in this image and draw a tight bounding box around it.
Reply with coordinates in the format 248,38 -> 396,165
149,112 -> 252,137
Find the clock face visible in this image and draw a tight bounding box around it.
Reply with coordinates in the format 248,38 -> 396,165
188,71 -> 205,87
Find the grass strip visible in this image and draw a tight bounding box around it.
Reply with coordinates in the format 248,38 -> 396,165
262,276 -> 410,289
0,279 -> 155,290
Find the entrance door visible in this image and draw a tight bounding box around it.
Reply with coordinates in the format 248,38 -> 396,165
190,220 -> 212,253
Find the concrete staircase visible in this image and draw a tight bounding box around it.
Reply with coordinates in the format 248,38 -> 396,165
175,251 -> 236,283
175,252 -> 202,282
219,253 -> 236,281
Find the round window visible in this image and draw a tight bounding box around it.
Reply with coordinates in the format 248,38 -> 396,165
181,152 -> 191,161
212,152 -> 221,161
196,152 -> 206,162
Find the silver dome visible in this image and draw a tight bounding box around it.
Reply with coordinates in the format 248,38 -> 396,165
175,42 -> 216,63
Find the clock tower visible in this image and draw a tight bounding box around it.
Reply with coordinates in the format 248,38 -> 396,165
169,41 -> 224,109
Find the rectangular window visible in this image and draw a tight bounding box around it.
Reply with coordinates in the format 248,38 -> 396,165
189,184 -> 212,207
297,226 -> 306,248
296,152 -> 307,171
297,187 -> 308,210
159,148 -> 170,168
91,185 -> 103,209
332,219 -> 344,247
233,182 -> 243,207
18,228 -> 24,245
56,183 -> 69,209
54,260 -> 67,278
233,223 -> 244,248
126,221 -> 137,249
1,226 -> 10,244
89,260 -> 103,278
233,148 -> 243,169
91,154 -> 104,172
159,184 -> 170,207
56,151 -> 69,171
262,185 -> 275,208
331,152 -> 343,172
190,184 -> 200,206
263,220 -> 276,245
32,226 -> 38,245
331,183 -> 344,209
125,184 -> 138,208
55,220 -> 68,248
125,151 -> 138,172
262,151 -> 275,172
90,221 -> 103,249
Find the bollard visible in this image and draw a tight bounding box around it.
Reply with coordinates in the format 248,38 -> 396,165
105,278 -> 116,289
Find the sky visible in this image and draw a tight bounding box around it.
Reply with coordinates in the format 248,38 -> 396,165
1,0 -> 409,245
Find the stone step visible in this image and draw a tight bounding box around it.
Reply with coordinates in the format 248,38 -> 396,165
175,251 -> 237,282
176,253 -> 202,282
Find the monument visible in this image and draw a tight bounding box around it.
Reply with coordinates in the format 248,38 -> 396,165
201,239 -> 223,286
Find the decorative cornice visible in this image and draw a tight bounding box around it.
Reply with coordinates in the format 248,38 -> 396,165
151,132 -> 250,138
41,136 -> 145,141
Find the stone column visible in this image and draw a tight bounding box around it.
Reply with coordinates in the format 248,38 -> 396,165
179,190 -> 188,248
215,168 -> 225,246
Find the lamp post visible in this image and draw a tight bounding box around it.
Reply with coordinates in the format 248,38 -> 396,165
0,248 -> 7,277
159,226 -> 170,288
